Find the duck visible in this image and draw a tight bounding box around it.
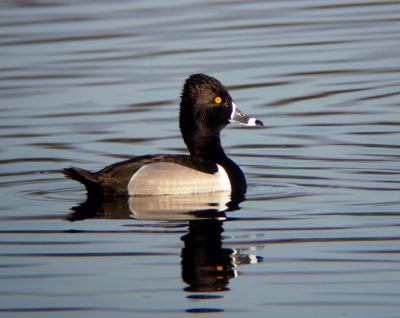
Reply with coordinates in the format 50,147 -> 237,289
63,74 -> 263,198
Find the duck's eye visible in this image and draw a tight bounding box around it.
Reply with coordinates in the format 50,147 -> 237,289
214,96 -> 222,104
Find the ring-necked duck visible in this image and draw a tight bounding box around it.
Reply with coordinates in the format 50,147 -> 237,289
63,74 -> 263,197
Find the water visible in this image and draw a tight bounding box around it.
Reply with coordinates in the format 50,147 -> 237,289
1,0 -> 400,317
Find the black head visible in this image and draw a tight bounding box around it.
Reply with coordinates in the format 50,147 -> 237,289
179,74 -> 262,158
180,73 -> 232,142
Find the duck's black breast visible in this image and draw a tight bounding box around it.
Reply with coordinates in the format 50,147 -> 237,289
215,156 -> 247,197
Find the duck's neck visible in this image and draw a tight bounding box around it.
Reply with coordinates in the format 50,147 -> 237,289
183,130 -> 247,197
185,134 -> 226,160
185,132 -> 247,197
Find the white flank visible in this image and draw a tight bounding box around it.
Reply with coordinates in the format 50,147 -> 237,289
127,162 -> 231,195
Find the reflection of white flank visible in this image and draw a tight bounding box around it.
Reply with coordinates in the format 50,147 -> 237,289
129,191 -> 231,221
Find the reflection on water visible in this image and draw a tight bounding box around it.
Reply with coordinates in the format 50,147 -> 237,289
182,219 -> 262,294
65,194 -> 262,294
1,0 -> 400,317
66,191 -> 242,221
182,220 -> 236,293
130,192 -> 236,221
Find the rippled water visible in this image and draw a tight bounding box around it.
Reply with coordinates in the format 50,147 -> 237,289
1,0 -> 400,317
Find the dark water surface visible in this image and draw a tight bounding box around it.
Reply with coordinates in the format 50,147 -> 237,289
1,0 -> 400,317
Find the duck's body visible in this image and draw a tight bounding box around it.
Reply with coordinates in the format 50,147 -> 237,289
64,74 -> 262,197
64,153 -> 244,196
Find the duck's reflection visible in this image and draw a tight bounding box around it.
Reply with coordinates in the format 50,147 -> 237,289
66,191 -> 236,222
182,219 -> 262,292
182,219 -> 234,292
66,192 -> 261,292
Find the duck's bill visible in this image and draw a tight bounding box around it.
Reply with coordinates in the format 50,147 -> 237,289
230,102 -> 263,127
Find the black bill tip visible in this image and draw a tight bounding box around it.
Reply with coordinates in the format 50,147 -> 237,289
255,119 -> 263,127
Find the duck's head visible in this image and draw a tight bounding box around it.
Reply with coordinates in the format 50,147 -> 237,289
179,73 -> 263,157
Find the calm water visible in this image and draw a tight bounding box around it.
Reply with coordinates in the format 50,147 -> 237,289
1,0 -> 400,317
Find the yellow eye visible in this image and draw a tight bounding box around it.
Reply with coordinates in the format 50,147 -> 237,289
214,96 -> 222,104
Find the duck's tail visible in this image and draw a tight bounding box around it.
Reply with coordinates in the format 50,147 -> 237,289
63,167 -> 101,193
